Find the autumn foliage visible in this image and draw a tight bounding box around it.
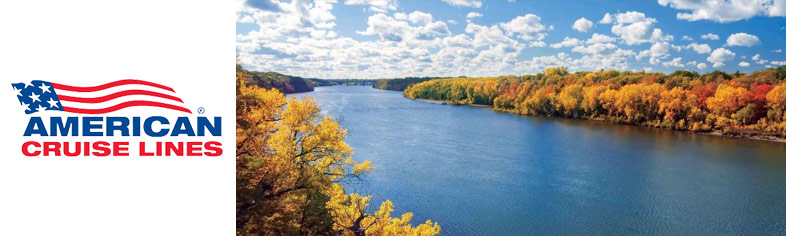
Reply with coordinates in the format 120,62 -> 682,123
236,71 -> 440,235
404,66 -> 786,137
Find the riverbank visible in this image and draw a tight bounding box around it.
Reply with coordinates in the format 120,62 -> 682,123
411,97 -> 786,143
415,98 -> 491,108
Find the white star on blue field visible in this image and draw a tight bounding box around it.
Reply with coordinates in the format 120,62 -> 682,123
12,80 -> 63,114
237,0 -> 786,79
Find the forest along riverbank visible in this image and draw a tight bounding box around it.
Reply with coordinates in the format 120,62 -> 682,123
304,86 -> 786,236
400,67 -> 786,143
411,98 -> 786,143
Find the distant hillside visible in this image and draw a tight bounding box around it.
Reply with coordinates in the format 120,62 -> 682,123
373,77 -> 447,91
236,64 -> 314,93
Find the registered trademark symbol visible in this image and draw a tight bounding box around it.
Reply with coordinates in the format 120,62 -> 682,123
197,107 -> 205,114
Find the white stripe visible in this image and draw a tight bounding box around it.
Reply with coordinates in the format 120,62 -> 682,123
54,84 -> 179,98
59,95 -> 188,110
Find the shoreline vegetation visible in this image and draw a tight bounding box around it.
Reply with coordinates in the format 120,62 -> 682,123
400,66 -> 786,143
236,64 -> 377,94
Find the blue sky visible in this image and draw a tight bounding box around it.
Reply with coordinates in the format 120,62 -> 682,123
237,0 -> 786,79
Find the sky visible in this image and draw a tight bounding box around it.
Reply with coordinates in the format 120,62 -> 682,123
236,0 -> 786,79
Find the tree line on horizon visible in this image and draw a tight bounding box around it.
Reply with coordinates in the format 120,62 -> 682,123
372,77 -> 446,91
237,64 -> 379,94
403,66 -> 786,138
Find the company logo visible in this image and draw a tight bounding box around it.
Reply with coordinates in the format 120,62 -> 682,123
11,80 -> 222,157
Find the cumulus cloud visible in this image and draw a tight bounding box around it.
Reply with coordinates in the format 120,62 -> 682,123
682,35 -> 694,41
467,12 -> 483,18
738,61 -> 750,67
550,37 -> 581,48
608,11 -> 672,45
599,13 -> 613,24
636,42 -> 673,64
530,41 -> 547,47
345,0 -> 398,12
572,43 -> 619,55
701,33 -> 719,40
657,0 -> 786,23
441,0 -> 482,8
686,43 -> 711,54
236,0 -> 778,79
752,53 -> 769,64
663,57 -> 685,67
707,47 -> 735,68
572,17 -> 593,32
726,33 -> 760,47
585,33 -> 616,44
500,14 -> 551,41
358,12 -> 450,41
394,11 -> 433,25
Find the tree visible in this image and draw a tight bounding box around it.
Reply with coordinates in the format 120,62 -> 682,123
237,77 -> 438,235
556,84 -> 583,117
706,84 -> 752,117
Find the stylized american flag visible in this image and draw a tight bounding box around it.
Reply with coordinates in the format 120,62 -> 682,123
11,80 -> 191,115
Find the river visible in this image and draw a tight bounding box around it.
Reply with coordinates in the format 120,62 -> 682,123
301,85 -> 786,235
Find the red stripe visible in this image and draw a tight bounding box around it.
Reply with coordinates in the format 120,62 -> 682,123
51,79 -> 176,93
57,90 -> 184,104
62,101 -> 192,114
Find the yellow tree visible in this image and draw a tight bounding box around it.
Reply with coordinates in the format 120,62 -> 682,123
556,84 -> 583,117
766,83 -> 786,122
706,84 -> 752,117
236,77 -> 438,235
326,184 -> 440,236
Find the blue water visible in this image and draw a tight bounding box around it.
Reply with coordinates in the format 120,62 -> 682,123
301,86 -> 786,235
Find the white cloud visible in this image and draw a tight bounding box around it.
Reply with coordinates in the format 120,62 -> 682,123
572,43 -> 619,55
465,22 -> 521,48
701,33 -> 719,40
752,53 -> 769,64
585,33 -> 616,44
682,35 -> 694,41
467,12 -> 483,18
345,0 -> 398,13
500,14 -> 550,41
663,57 -> 685,67
738,61 -> 750,67
599,13 -> 613,24
572,17 -> 593,32
774,49 -> 783,53
550,37 -> 581,48
441,0 -> 482,8
697,62 -> 708,70
726,32 -> 760,47
530,41 -> 547,47
394,11 -> 433,25
358,12 -> 450,41
609,11 -> 671,45
707,47 -> 735,67
686,43 -> 711,54
636,42 -> 672,62
657,0 -> 786,23
772,61 -> 786,66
